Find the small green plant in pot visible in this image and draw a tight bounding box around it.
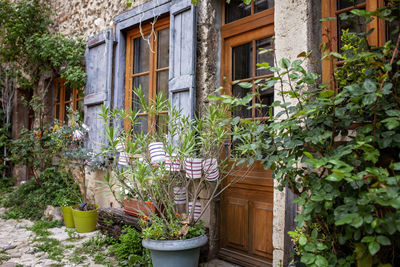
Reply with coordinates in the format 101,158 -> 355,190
99,88 -> 243,267
56,111 -> 98,233
54,180 -> 82,228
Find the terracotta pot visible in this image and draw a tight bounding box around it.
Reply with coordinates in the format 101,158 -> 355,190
123,198 -> 158,217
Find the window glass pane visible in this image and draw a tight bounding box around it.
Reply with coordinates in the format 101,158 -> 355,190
337,13 -> 365,52
157,28 -> 170,69
232,42 -> 252,80
65,86 -> 72,102
156,113 -> 168,135
133,35 -> 150,74
156,70 -> 169,99
338,0 -> 365,10
255,0 -> 274,13
225,0 -> 251,24
256,87 -> 274,118
232,83 -> 252,118
55,104 -> 60,120
256,37 -> 274,76
134,116 -> 148,134
386,19 -> 399,43
55,83 -> 60,102
132,75 -> 149,112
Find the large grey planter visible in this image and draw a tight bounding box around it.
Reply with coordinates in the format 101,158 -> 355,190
142,235 -> 208,267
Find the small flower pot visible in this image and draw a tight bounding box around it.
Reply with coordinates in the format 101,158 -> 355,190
61,206 -> 75,228
184,158 -> 203,179
166,153 -> 181,171
72,204 -> 99,233
118,152 -> 129,166
188,202 -> 202,220
115,137 -> 125,152
123,198 -> 158,217
142,235 -> 208,267
173,187 -> 186,204
203,158 -> 219,181
149,142 -> 166,163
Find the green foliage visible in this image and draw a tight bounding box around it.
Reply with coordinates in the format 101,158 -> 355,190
215,3 -> 400,266
27,220 -> 63,237
109,226 -> 152,267
33,237 -> 64,262
2,170 -> 80,220
0,0 -> 86,89
100,86 -> 232,240
64,228 -> 82,241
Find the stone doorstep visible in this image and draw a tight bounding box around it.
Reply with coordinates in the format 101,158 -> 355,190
201,259 -> 242,267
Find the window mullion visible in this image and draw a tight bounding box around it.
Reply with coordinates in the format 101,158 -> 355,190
251,40 -> 256,119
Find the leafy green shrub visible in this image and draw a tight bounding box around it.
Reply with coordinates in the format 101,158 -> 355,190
2,169 -> 80,220
216,3 -> 400,266
110,226 -> 152,266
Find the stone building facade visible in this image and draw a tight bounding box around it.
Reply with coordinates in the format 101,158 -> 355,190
13,0 -> 324,266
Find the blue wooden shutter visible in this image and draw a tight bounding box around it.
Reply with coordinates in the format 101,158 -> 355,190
169,0 -> 197,119
84,29 -> 114,152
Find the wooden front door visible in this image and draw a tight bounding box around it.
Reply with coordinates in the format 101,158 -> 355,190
219,2 -> 274,266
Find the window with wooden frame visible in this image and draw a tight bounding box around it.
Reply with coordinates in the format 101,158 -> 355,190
124,16 -> 170,134
321,0 -> 386,84
222,0 -> 275,120
53,78 -> 84,124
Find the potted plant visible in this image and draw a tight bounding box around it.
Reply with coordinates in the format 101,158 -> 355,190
99,88 -> 243,267
56,111 -> 99,233
55,181 -> 82,228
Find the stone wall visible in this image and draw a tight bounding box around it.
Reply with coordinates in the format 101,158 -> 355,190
273,0 -> 321,265
195,0 -> 222,115
49,0 -> 148,40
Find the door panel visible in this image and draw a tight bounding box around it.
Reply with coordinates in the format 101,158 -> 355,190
251,201 -> 273,258
225,198 -> 249,250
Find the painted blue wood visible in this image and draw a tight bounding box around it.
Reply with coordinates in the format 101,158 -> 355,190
113,0 -> 171,130
114,0 -> 171,24
85,28 -> 115,152
169,0 -> 197,119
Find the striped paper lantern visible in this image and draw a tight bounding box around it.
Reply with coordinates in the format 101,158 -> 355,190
148,142 -> 166,163
173,187 -> 186,204
188,201 -> 202,220
184,158 -> 203,179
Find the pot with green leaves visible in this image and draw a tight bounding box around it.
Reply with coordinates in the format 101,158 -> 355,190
72,202 -> 99,233
99,88 -> 247,267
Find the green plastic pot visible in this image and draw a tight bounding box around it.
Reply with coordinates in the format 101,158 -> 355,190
72,204 -> 99,233
61,206 -> 75,228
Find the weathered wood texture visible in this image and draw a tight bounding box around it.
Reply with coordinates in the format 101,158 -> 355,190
169,0 -> 197,119
84,29 -> 114,152
97,207 -> 141,239
113,0 -> 172,130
